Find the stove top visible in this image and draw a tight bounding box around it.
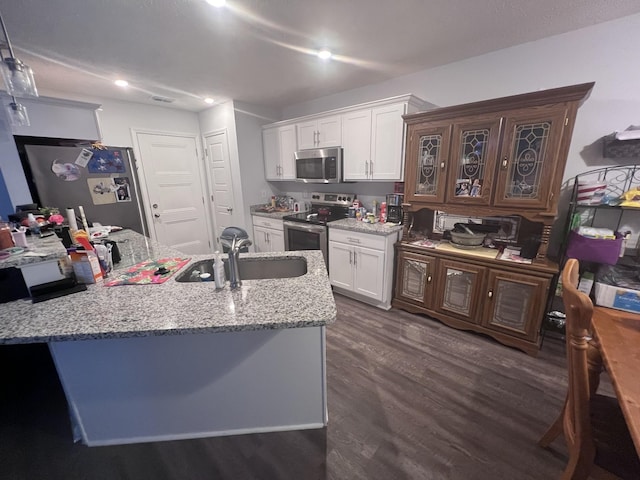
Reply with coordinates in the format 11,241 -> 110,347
283,192 -> 355,225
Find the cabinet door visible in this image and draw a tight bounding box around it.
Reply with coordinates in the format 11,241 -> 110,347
482,270 -> 550,341
446,115 -> 502,206
252,225 -> 269,252
342,109 -> 372,181
434,259 -> 486,323
494,104 -> 567,209
279,125 -> 297,180
317,115 -> 342,147
297,120 -> 319,150
328,241 -> 354,290
268,228 -> 285,252
395,251 -> 436,307
353,246 -> 385,301
262,127 -> 280,180
405,122 -> 451,204
370,103 -> 406,181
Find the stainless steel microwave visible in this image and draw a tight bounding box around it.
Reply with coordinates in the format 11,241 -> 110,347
295,147 -> 343,183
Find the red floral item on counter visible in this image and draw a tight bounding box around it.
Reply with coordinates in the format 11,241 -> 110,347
104,258 -> 191,286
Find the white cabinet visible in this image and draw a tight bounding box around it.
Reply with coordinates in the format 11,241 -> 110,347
343,102 -> 407,181
297,115 -> 342,150
328,228 -> 400,310
252,216 -> 285,252
263,124 -> 297,181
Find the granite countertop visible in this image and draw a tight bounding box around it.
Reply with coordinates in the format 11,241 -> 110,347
329,218 -> 403,236
250,205 -> 294,219
0,230 -> 336,345
0,234 -> 68,269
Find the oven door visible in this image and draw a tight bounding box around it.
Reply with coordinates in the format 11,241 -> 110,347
283,221 -> 328,268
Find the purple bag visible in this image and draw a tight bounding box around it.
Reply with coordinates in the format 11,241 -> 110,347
565,230 -> 623,265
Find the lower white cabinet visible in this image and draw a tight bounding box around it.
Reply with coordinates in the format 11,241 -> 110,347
328,227 -> 399,310
252,216 -> 285,252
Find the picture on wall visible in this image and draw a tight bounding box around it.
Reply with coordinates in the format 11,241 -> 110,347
114,177 -> 131,202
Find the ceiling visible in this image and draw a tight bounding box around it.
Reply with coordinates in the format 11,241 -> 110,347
2,0 -> 640,113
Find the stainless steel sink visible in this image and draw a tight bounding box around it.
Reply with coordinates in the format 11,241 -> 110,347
175,256 -> 307,282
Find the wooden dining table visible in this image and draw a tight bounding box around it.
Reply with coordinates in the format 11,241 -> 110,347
592,306 -> 640,458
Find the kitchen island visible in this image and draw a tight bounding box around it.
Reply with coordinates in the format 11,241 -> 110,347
0,230 -> 336,446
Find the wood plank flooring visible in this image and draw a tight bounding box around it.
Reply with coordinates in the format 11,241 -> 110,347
0,293 -> 576,479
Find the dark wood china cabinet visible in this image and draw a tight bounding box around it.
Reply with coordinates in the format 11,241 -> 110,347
394,82 -> 594,355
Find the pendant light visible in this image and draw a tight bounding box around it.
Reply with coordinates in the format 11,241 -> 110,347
0,9 -> 38,98
6,96 -> 29,127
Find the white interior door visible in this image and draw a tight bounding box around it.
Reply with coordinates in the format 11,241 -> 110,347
204,131 -> 236,249
135,132 -> 211,254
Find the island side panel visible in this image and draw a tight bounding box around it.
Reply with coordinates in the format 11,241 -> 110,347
49,326 -> 327,446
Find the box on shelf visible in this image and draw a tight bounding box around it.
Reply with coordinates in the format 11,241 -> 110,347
594,282 -> 640,314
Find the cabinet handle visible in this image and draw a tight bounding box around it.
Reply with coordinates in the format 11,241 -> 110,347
488,290 -> 493,298
315,131 -> 319,146
427,275 -> 432,283
364,161 -> 368,177
353,251 -> 357,267
349,251 -> 353,264
266,232 -> 270,244
370,161 -> 374,177
501,156 -> 508,168
440,161 -> 445,169
347,237 -> 361,244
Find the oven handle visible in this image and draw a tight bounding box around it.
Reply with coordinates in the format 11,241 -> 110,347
284,221 -> 326,234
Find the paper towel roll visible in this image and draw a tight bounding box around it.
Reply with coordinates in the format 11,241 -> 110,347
66,207 -> 78,231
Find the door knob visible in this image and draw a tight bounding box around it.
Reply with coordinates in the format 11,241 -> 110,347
226,207 -> 233,213
154,214 -> 160,218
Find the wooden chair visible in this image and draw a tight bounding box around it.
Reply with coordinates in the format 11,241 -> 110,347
538,259 -> 640,479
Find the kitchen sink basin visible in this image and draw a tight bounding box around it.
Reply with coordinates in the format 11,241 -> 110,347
175,256 -> 307,282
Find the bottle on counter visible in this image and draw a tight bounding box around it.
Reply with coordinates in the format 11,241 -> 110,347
27,213 -> 40,236
214,251 -> 226,289
0,219 -> 15,250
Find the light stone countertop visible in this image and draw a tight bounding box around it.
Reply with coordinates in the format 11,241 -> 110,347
0,234 -> 68,269
250,205 -> 294,219
0,230 -> 336,345
329,218 -> 403,236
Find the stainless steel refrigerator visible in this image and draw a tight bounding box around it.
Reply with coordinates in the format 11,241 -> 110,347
21,144 -> 148,235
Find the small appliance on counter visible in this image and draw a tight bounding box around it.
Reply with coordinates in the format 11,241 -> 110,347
386,193 -> 404,223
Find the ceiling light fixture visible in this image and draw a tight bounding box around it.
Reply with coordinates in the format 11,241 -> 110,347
206,0 -> 227,7
204,97 -> 215,104
0,9 -> 38,98
114,79 -> 129,87
317,49 -> 333,60
6,97 -> 29,127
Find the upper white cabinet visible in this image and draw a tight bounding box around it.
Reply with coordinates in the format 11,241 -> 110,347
262,95 -> 427,182
297,115 -> 342,149
263,124 -> 297,180
343,102 -> 417,181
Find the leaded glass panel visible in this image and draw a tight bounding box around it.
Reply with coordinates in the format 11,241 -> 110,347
505,122 -> 551,199
416,134 -> 442,195
401,259 -> 426,301
491,279 -> 532,331
454,129 -> 489,198
442,268 -> 473,315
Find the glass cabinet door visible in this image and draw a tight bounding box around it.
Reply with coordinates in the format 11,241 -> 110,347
405,123 -> 451,204
435,259 -> 486,323
395,252 -> 435,307
494,105 -> 567,209
482,271 -> 550,341
446,116 -> 502,205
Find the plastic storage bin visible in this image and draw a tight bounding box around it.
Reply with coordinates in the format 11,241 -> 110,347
565,230 -> 623,265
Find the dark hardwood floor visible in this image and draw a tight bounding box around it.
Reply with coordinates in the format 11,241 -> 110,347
1,294 -> 576,479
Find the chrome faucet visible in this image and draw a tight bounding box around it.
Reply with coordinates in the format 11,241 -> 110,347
227,236 -> 252,288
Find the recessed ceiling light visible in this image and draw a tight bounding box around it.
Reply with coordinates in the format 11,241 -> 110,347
206,0 -> 227,7
317,49 -> 332,60
204,97 -> 215,104
114,79 -> 129,87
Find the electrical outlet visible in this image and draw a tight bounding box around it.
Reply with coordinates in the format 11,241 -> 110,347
302,191 -> 309,198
